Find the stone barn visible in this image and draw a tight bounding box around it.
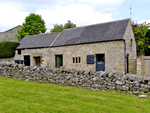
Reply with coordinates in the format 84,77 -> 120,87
0,25 -> 22,42
14,18 -> 137,75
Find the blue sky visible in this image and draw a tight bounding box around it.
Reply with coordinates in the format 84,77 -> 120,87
0,0 -> 149,32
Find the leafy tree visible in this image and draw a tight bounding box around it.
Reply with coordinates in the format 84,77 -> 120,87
16,13 -> 47,41
50,20 -> 76,33
50,24 -> 64,33
64,20 -> 76,29
146,29 -> 150,38
132,21 -> 150,52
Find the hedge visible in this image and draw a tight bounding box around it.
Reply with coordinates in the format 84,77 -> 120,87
0,41 -> 19,58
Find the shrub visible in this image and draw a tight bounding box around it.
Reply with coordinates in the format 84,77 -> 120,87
0,41 -> 19,58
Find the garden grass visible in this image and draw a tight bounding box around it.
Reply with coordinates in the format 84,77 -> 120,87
0,77 -> 150,113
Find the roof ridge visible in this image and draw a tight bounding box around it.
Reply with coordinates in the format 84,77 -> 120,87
63,18 -> 130,31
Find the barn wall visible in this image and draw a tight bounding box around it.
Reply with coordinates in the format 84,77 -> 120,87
50,41 -> 125,74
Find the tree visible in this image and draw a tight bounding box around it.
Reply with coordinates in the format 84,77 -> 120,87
16,13 -> 47,40
50,24 -> 64,33
50,20 -> 76,33
64,20 -> 76,29
132,21 -> 150,52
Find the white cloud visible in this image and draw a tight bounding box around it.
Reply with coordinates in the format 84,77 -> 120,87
138,20 -> 150,24
79,0 -> 124,6
0,0 -> 124,32
36,4 -> 112,32
0,3 -> 29,31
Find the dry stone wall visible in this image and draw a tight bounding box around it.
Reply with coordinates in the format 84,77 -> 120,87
0,57 -> 14,64
0,63 -> 150,95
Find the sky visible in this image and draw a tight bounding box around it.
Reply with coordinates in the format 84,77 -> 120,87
0,0 -> 150,32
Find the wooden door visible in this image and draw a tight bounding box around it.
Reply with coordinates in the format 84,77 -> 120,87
34,57 -> 41,67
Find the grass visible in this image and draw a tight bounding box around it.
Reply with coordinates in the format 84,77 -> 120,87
0,77 -> 150,113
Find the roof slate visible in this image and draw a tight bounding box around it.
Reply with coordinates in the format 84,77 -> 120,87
17,32 -> 60,49
51,18 -> 130,47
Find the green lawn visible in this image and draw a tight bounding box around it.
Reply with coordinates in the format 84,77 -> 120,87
0,77 -> 150,113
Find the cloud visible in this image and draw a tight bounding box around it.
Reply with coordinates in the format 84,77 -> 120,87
0,0 -> 124,32
78,0 -> 124,6
138,20 -> 150,24
0,0 -> 76,6
0,3 -> 29,31
35,4 -> 113,32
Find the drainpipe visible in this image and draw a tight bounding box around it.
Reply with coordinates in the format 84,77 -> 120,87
123,39 -> 127,75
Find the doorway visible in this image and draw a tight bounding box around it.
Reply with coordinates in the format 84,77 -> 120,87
96,54 -> 105,71
34,56 -> 41,67
24,55 -> 30,66
55,55 -> 63,68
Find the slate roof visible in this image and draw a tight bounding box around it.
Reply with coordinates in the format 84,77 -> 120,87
17,32 -> 60,49
51,18 -> 130,47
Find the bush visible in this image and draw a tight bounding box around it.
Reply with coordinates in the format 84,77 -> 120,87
0,41 -> 19,58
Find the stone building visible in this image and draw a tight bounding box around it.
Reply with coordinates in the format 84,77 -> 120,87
0,25 -> 22,42
14,18 -> 137,75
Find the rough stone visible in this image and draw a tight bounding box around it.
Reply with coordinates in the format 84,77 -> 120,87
139,95 -> 148,98
1,63 -> 150,95
90,70 -> 96,75
115,81 -> 123,85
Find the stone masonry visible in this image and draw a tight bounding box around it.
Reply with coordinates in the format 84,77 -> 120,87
0,25 -> 22,42
50,41 -> 125,74
14,48 -> 50,67
14,40 -> 126,75
0,57 -> 14,64
123,20 -> 137,74
0,63 -> 150,95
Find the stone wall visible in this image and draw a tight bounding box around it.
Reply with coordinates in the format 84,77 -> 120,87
0,25 -> 22,42
129,59 -> 137,74
0,63 -> 150,95
50,41 -> 125,74
0,57 -> 14,64
137,51 -> 145,76
4,25 -> 22,42
123,20 -> 137,74
14,40 -> 126,75
14,48 -> 50,67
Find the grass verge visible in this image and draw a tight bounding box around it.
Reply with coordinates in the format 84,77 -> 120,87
0,77 -> 150,113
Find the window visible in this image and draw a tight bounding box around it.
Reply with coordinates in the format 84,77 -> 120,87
78,57 -> 81,63
73,58 -> 75,63
15,60 -> 23,64
73,57 -> 81,63
18,50 -> 21,55
130,39 -> 132,47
